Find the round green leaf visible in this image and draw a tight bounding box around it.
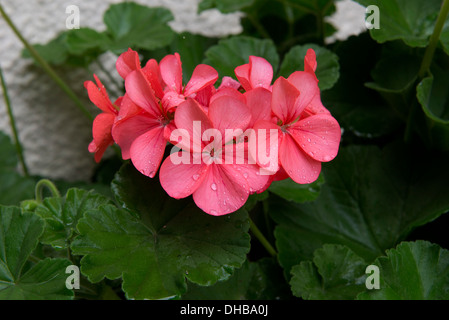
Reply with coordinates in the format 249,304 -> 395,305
71,163 -> 251,300
354,0 -> 441,47
34,188 -> 113,249
203,35 -> 280,80
103,2 -> 175,53
270,143 -> 449,275
268,175 -> 324,204
279,44 -> 340,91
182,258 -> 291,300
0,206 -> 73,300
358,241 -> 449,300
290,244 -> 367,300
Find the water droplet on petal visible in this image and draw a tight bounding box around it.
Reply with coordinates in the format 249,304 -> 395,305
211,183 -> 217,191
192,174 -> 200,181
243,172 -> 248,179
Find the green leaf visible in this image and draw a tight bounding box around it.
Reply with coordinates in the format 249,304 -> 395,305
416,66 -> 449,150
354,0 -> 441,47
198,0 -> 255,13
269,143 -> 449,276
0,132 -> 35,206
268,175 -> 324,204
22,32 -> 69,66
279,44 -> 340,91
203,36 -> 280,80
71,163 -> 250,300
364,54 -> 421,119
182,258 -> 291,300
34,188 -> 113,249
358,241 -> 449,300
65,28 -> 112,56
290,244 -> 367,300
0,206 -> 73,299
103,2 -> 175,53
144,32 -> 219,83
322,34 -> 401,139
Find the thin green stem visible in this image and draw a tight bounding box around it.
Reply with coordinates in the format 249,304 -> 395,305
249,217 -> 277,257
0,4 -> 93,122
35,179 -> 61,203
0,66 -> 29,177
418,0 -> 449,79
246,13 -> 271,39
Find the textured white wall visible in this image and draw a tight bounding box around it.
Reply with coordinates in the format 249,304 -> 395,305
0,0 -> 365,182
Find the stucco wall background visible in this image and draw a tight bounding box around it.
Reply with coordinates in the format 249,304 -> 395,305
0,0 -> 366,182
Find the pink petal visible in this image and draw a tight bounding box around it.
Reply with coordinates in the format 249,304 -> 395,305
248,56 -> 273,90
174,98 -> 213,152
209,87 -> 245,106
194,84 -> 216,110
287,71 -> 320,116
279,134 -> 321,184
288,114 -> 341,162
193,164 -> 248,216
130,126 -> 167,178
271,77 -> 301,125
244,87 -> 272,127
208,95 -> 251,144
142,59 -> 165,100
248,120 -> 281,174
161,91 -> 186,112
116,94 -> 141,121
90,113 -> 116,162
304,49 -> 317,75
184,64 -> 218,97
221,158 -> 271,194
234,63 -> 251,91
303,93 -> 331,116
84,75 -> 116,114
159,52 -> 182,94
159,154 -> 208,199
125,70 -> 161,118
116,48 -> 141,80
218,76 -> 241,90
112,113 -> 160,160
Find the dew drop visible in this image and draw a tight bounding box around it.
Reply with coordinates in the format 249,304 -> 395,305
243,172 -> 248,179
307,138 -> 311,142
211,183 -> 217,191
192,174 -> 200,181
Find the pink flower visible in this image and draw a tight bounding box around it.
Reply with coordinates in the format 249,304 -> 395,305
234,56 -> 273,91
160,52 -> 219,111
253,75 -> 341,184
85,74 -> 120,162
159,96 -> 270,216
112,69 -> 174,178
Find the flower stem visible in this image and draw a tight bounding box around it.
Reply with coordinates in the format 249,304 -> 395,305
35,179 -> 61,203
418,0 -> 449,79
0,65 -> 29,177
0,4 -> 94,122
249,217 -> 277,257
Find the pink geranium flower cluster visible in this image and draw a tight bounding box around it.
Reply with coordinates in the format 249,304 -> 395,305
85,48 -> 341,216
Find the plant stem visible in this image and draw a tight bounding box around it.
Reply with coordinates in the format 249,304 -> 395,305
418,0 -> 449,79
249,217 -> 277,257
0,66 -> 29,177
35,179 -> 61,203
0,4 -> 93,122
